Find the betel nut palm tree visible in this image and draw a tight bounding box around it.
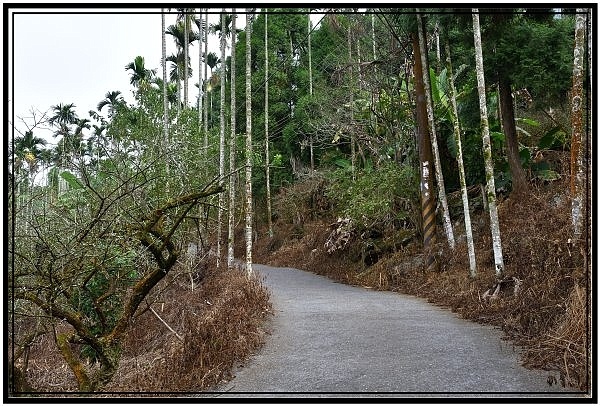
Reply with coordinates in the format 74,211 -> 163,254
97,90 -> 124,118
125,56 -> 156,91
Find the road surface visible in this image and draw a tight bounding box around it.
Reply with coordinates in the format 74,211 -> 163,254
211,265 -> 582,398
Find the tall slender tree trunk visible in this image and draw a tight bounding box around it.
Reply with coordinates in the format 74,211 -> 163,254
195,10 -> 205,255
347,24 -> 356,181
245,10 -> 254,276
434,21 -> 441,74
371,11 -> 378,143
356,25 -> 363,89
307,10 -> 314,172
216,10 -> 227,268
570,9 -> 586,238
371,12 -> 376,61
161,10 -> 169,146
198,10 -> 203,133
412,31 -> 437,273
307,11 -> 313,97
488,13 -> 523,197
184,11 -> 189,107
446,40 -> 477,278
265,11 -> 273,238
417,12 -> 455,250
227,10 -> 237,269
58,140 -> 67,195
176,75 -> 181,119
473,9 -> 505,278
161,9 -> 170,192
210,92 -> 213,129
203,10 -> 208,142
498,76 -> 527,194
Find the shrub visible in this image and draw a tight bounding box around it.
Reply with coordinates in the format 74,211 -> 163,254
325,161 -> 419,232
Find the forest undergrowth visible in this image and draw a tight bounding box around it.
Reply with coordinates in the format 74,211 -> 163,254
18,262 -> 272,395
253,175 -> 590,392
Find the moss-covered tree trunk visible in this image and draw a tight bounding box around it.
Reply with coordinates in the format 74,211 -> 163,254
308,10 -> 314,172
446,40 -> 477,278
473,9 -> 505,278
217,10 -> 227,268
184,10 -> 189,107
203,9 -> 209,148
227,10 -> 237,269
245,10 -> 254,276
348,23 -> 356,181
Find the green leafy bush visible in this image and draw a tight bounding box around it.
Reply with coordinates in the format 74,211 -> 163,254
325,162 -> 419,232
70,243 -> 138,363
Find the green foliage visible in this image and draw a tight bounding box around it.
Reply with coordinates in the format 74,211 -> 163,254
60,170 -> 84,189
538,126 -> 568,150
533,166 -> 561,181
71,243 -> 138,363
487,14 -> 575,107
517,123 -> 566,183
326,162 -> 419,231
387,10 -> 419,35
460,130 -> 486,186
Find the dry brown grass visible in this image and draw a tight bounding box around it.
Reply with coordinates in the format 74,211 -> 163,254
401,182 -> 589,391
16,259 -> 272,395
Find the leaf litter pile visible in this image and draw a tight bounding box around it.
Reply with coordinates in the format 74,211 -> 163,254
18,260 -> 272,395
254,179 -> 590,392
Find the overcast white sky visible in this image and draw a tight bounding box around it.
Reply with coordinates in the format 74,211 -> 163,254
9,8 -> 240,146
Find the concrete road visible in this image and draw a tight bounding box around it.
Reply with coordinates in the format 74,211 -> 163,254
212,265 -> 583,398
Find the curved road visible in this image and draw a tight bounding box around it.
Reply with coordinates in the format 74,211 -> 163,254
213,265 -> 580,398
